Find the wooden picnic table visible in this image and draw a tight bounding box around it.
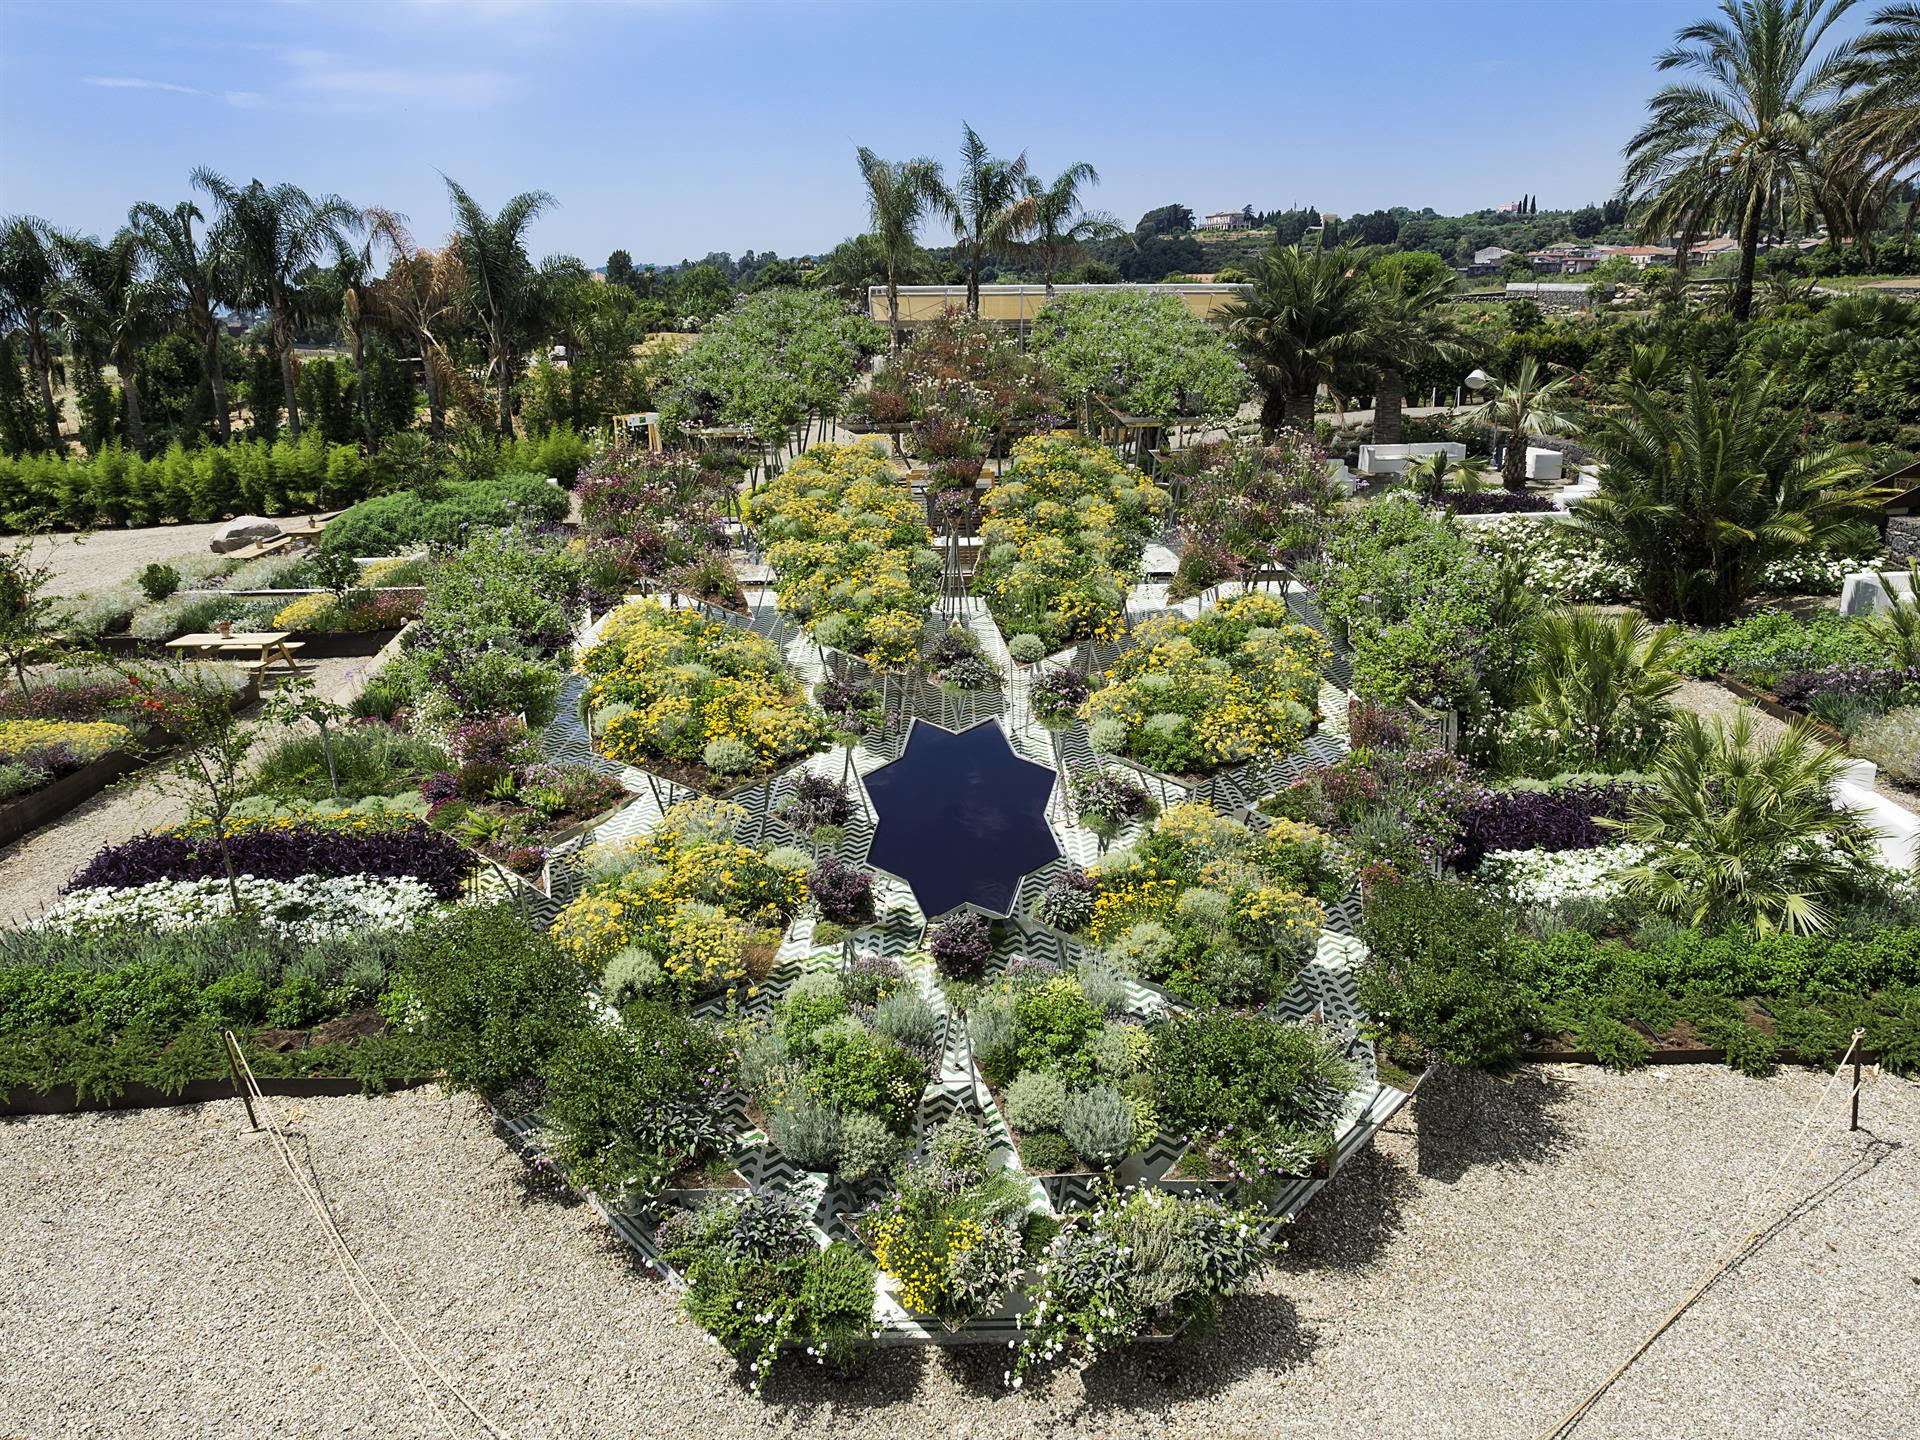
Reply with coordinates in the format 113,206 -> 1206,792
166,630 -> 307,678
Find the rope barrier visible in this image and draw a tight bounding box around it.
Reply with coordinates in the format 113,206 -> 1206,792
224,1035 -> 517,1440
1533,1030 -> 1879,1440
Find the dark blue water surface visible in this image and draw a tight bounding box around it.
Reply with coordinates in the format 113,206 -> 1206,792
863,720 -> 1060,918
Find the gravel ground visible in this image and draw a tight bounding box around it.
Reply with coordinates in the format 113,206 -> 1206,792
34,522 -> 266,599
1,1065 -> 1912,1440
0,655 -> 373,923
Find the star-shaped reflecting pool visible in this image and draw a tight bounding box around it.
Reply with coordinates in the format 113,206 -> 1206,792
862,719 -> 1061,919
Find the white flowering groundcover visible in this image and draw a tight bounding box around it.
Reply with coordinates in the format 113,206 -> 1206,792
42,873 -> 446,943
1475,843 -> 1649,908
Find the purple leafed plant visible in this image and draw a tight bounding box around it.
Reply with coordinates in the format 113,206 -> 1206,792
1035,868 -> 1098,932
929,909 -> 994,979
807,855 -> 875,925
64,819 -> 472,898
1455,782 -> 1642,870
1430,490 -> 1557,515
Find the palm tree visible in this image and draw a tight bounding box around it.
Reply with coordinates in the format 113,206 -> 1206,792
130,199 -> 233,443
1360,254 -> 1465,445
1619,0 -> 1861,324
191,171 -> 357,443
443,177 -> 556,436
331,226 -> 382,447
1833,4 -> 1920,258
1468,356 -> 1577,493
1521,608 -> 1684,769
366,208 -> 464,441
1575,368 -> 1882,624
854,147 -> 946,356
50,229 -> 171,455
0,216 -> 69,443
1223,242 -> 1375,433
1614,711 -> 1881,933
1021,162 -> 1121,296
939,124 -> 1033,317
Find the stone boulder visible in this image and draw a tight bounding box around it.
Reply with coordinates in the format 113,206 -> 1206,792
209,516 -> 283,553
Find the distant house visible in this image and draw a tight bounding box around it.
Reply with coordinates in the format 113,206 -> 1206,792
1196,210 -> 1254,231
1473,245 -> 1515,266
1689,236 -> 1741,263
1594,244 -> 1677,269
1530,242 -> 1599,275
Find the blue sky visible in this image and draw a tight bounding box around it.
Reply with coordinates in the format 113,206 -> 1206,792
0,0 -> 1865,266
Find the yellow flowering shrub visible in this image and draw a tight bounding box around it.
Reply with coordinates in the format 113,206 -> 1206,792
550,799 -> 806,998
0,719 -> 133,764
1081,801 -> 1330,1006
744,443 -> 939,669
271,591 -> 341,631
1083,592 -> 1328,777
580,600 -> 825,788
973,435 -> 1166,651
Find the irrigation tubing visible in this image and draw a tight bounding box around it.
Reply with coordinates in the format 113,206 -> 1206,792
1533,1030 -> 1880,1440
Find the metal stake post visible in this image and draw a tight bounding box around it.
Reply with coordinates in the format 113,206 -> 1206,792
221,1029 -> 261,1132
1850,1027 -> 1866,1131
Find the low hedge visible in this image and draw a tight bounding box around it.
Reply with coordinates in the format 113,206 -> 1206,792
320,473 -> 570,556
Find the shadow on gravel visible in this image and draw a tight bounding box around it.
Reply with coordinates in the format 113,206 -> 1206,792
1412,1064 -> 1573,1184
761,1292 -> 1321,1420
1278,1140 -> 1419,1272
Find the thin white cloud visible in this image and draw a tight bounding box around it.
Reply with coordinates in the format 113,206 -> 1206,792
278,47 -> 513,107
83,76 -> 262,108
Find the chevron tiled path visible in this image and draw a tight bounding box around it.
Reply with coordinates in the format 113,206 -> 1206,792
487,574 -> 1406,1346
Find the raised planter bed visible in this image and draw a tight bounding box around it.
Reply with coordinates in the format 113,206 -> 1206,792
0,1072 -> 431,1116
1717,674 -> 1848,745
0,676 -> 261,848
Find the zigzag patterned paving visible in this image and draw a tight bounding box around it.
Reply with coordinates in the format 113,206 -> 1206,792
492,574 -> 1407,1345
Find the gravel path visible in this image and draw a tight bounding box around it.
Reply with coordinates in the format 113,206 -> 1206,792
1,1065 -> 1911,1440
0,656 -> 373,922
34,522 -> 256,599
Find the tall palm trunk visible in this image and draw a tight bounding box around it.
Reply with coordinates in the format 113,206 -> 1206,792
1731,187 -> 1765,324
1374,370 -> 1406,445
204,317 -> 231,444
270,297 -> 300,442
966,247 -> 982,317
885,267 -> 903,357
420,331 -> 445,439
350,323 -> 372,447
121,354 -> 145,455
1281,393 -> 1313,432
26,326 -> 59,442
495,337 -> 514,436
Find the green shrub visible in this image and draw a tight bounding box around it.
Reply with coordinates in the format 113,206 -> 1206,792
320,473 -> 568,557
539,1002 -> 733,1192
138,562 -> 181,601
1061,1083 -> 1137,1166
1003,1069 -> 1069,1133
1017,1131 -> 1076,1173
1673,609 -> 1889,687
1359,874 -> 1536,1067
198,971 -> 269,1027
768,1093 -> 844,1171
1154,1009 -> 1356,1138
395,904 -> 592,1095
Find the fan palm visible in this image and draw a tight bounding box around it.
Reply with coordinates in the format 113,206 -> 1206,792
1619,0 -> 1861,324
49,229 -> 171,455
1612,711 -> 1881,934
0,215 -> 69,443
1575,367 -> 1881,624
1223,241 -> 1375,434
1832,4 -> 1920,257
1021,162 -> 1122,297
443,177 -> 556,436
1467,356 -> 1577,493
939,124 -> 1034,318
366,210 -> 465,442
191,171 -> 357,443
1521,607 -> 1684,769
1360,254 -> 1466,445
129,199 -> 232,442
854,146 -> 947,355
